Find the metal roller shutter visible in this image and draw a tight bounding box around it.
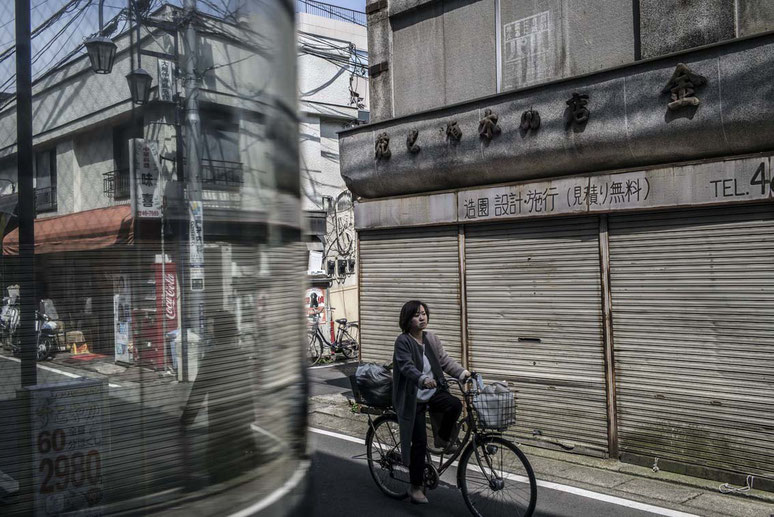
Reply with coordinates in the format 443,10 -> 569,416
465,217 -> 609,456
359,227 -> 462,365
609,204 -> 774,484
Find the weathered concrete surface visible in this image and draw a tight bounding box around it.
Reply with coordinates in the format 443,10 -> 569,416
391,2 -> 447,116
340,34 -> 774,199
309,393 -> 774,517
736,0 -> 774,37
640,0 -> 735,59
388,0 -> 633,116
442,0 -> 496,106
367,6 -> 393,122
565,0 -> 634,75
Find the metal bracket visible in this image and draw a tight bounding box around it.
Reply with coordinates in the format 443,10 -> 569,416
366,0 -> 388,15
140,49 -> 176,61
369,61 -> 389,77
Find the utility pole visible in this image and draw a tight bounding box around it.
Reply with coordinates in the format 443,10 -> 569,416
16,0 -> 36,388
183,0 -> 204,380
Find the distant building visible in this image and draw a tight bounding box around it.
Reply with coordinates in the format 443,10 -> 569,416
297,1 -> 368,328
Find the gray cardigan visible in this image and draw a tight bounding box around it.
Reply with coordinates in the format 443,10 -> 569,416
392,331 -> 465,466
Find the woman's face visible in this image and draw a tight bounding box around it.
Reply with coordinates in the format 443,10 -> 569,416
409,306 -> 428,333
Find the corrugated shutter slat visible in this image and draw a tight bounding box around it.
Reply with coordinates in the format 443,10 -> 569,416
465,217 -> 609,456
359,227 -> 462,365
609,204 -> 774,482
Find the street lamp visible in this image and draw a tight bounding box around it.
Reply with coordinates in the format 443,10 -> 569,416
87,0 -> 154,104
126,67 -> 153,105
85,36 -> 117,74
85,0 -> 117,74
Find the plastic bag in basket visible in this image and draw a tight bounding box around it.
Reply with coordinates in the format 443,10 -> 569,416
473,380 -> 514,429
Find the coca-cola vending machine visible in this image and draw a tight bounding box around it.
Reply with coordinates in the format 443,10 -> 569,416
135,262 -> 179,370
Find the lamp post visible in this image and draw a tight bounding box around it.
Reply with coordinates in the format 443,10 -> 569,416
86,0 -> 152,104
126,0 -> 152,105
84,1 -> 117,74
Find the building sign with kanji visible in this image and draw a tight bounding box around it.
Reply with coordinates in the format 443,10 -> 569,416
157,60 -> 175,103
129,139 -> 163,219
356,156 -> 773,230
457,156 -> 772,223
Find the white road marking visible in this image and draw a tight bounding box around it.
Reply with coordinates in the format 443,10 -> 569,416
309,427 -> 702,517
225,460 -> 310,517
309,359 -> 358,370
310,426 -> 364,444
0,355 -> 121,388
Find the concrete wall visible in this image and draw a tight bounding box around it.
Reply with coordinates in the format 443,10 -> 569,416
329,284 -> 358,324
736,0 -> 774,37
370,0 -> 774,122
639,0 -> 734,59
366,2 -> 393,122
300,116 -> 352,212
386,0 -> 633,118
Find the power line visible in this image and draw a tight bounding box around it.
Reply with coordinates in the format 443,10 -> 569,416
0,0 -> 87,66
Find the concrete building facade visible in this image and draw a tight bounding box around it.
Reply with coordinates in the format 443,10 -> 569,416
340,0 -> 774,489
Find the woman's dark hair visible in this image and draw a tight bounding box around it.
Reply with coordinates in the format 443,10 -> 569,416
399,300 -> 430,333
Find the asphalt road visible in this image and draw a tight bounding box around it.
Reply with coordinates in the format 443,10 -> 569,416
309,429 -> 676,517
308,360 -> 358,397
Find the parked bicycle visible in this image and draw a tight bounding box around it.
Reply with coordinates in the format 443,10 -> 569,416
354,372 -> 536,517
306,312 -> 359,365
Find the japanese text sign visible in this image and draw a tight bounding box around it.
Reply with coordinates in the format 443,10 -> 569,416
26,378 -> 106,516
129,139 -> 163,219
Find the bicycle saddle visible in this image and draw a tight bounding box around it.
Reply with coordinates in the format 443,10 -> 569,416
335,318 -> 348,325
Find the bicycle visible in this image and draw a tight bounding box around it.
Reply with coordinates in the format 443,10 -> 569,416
355,372 -> 536,517
306,313 -> 359,365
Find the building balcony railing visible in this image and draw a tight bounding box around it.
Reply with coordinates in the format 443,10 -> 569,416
202,159 -> 244,190
101,161 -> 244,202
296,0 -> 366,26
103,169 -> 131,200
35,186 -> 57,213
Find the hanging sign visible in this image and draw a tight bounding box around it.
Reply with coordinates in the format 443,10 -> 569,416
189,200 -> 205,291
157,60 -> 175,103
129,139 -> 163,219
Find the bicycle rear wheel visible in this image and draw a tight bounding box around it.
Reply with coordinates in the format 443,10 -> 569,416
365,414 -> 410,499
307,333 -> 323,365
459,436 -> 536,517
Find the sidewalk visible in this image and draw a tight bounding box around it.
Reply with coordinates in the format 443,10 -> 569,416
309,392 -> 774,517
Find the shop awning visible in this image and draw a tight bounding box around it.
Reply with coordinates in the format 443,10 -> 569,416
3,204 -> 134,255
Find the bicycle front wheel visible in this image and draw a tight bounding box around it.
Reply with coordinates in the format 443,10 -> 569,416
340,330 -> 359,360
307,333 -> 323,365
366,414 -> 411,499
459,436 -> 536,517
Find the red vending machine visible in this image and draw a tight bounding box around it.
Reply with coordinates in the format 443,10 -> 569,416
135,262 -> 179,370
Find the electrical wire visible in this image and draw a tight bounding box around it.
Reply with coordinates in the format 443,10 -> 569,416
0,0 -> 86,67
32,0 -> 93,80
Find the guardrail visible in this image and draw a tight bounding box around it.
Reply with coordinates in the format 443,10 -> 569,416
296,0 -> 366,26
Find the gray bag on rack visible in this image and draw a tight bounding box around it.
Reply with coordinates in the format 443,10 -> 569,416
354,363 -> 393,408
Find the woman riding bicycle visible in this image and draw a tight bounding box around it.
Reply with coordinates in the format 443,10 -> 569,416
392,300 -> 471,505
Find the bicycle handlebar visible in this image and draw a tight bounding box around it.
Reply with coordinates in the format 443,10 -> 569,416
442,371 -> 480,394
